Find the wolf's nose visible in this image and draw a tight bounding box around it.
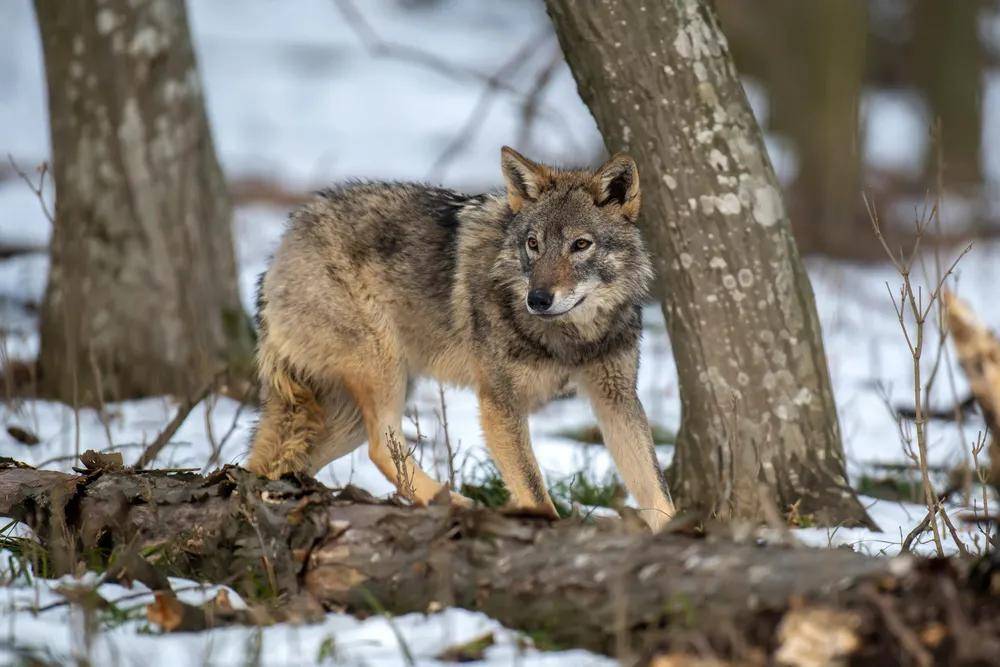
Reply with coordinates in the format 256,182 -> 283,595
527,289 -> 554,311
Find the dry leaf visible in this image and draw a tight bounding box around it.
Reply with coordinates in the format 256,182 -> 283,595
775,606 -> 861,667
146,591 -> 184,632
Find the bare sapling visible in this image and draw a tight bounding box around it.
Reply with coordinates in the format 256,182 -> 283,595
970,430 -> 995,550
866,195 -> 971,556
436,382 -> 457,489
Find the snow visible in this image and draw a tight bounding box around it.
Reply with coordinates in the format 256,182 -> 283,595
2,0 -> 999,663
1,575 -> 612,666
862,89 -> 929,177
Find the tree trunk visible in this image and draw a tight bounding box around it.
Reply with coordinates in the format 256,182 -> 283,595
912,0 -> 984,190
2,461 -> 997,664
718,1 -> 868,258
765,1 -> 867,257
544,0 -> 873,527
33,0 -> 252,404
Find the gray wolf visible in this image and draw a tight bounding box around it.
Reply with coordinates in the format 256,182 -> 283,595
246,146 -> 675,530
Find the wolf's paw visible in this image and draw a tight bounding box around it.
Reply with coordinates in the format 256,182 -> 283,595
500,501 -> 559,521
428,485 -> 474,508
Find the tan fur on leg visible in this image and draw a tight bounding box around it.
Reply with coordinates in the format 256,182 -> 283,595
345,373 -> 459,505
582,359 -> 674,531
479,392 -> 558,518
247,370 -> 325,479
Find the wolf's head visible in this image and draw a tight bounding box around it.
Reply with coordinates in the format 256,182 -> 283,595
496,146 -> 653,322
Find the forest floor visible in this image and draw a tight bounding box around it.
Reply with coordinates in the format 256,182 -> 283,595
2,0 -> 999,664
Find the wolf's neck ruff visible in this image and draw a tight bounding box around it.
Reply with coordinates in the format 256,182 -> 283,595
493,287 -> 642,367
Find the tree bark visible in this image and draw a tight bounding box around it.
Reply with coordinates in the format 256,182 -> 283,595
2,461 -> 998,665
544,0 -> 873,527
33,0 -> 253,404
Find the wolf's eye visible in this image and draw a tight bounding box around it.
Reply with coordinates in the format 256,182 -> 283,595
572,238 -> 593,252
526,237 -> 538,251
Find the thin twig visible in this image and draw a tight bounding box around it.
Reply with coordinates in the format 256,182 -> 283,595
426,28 -> 553,180
7,156 -> 54,224
385,427 -> 417,501
136,377 -> 217,469
862,585 -> 932,667
436,382 -> 456,489
205,392 -> 251,473
516,44 -> 563,149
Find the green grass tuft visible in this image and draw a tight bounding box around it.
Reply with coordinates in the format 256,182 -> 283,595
857,472 -> 923,503
548,471 -> 624,518
460,461 -> 511,509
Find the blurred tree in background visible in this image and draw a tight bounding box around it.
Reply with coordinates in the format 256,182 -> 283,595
912,0 -> 984,189
719,0 -> 989,256
718,1 -> 867,257
33,0 -> 253,404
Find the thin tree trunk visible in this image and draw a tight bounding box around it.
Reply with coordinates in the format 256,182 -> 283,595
768,1 -> 867,257
913,0 -> 984,189
718,1 -> 868,258
544,0 -> 873,527
3,461 -> 998,664
33,0 -> 253,404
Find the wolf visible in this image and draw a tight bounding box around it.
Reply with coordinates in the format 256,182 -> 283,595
246,146 -> 675,530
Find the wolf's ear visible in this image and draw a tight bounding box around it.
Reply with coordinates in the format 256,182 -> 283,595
592,153 -> 641,222
501,146 -> 552,213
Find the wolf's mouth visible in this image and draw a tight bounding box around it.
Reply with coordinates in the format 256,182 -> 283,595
531,296 -> 586,319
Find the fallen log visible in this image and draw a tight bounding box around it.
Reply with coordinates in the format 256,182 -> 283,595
1,458 -> 998,665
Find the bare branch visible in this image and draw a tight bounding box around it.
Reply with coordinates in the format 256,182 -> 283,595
7,155 -> 54,225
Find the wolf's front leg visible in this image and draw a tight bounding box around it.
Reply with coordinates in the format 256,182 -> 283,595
477,391 -> 558,519
582,358 -> 675,531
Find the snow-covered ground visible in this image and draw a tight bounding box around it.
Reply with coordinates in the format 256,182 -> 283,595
1,569 -> 613,666
2,0 -> 998,664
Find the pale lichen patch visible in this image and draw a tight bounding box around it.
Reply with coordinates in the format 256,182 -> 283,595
715,192 -> 741,215
96,8 -> 118,35
793,387 -> 813,406
752,185 -> 784,226
699,195 -> 716,215
708,149 -> 729,172
130,26 -> 166,58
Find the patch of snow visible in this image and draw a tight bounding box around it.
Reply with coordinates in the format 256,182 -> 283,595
0,572 -> 613,666
862,88 -> 929,177
795,494 -> 986,557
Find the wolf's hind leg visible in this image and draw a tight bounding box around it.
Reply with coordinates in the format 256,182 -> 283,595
247,368 -> 326,479
305,381 -> 367,475
345,370 -> 465,506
